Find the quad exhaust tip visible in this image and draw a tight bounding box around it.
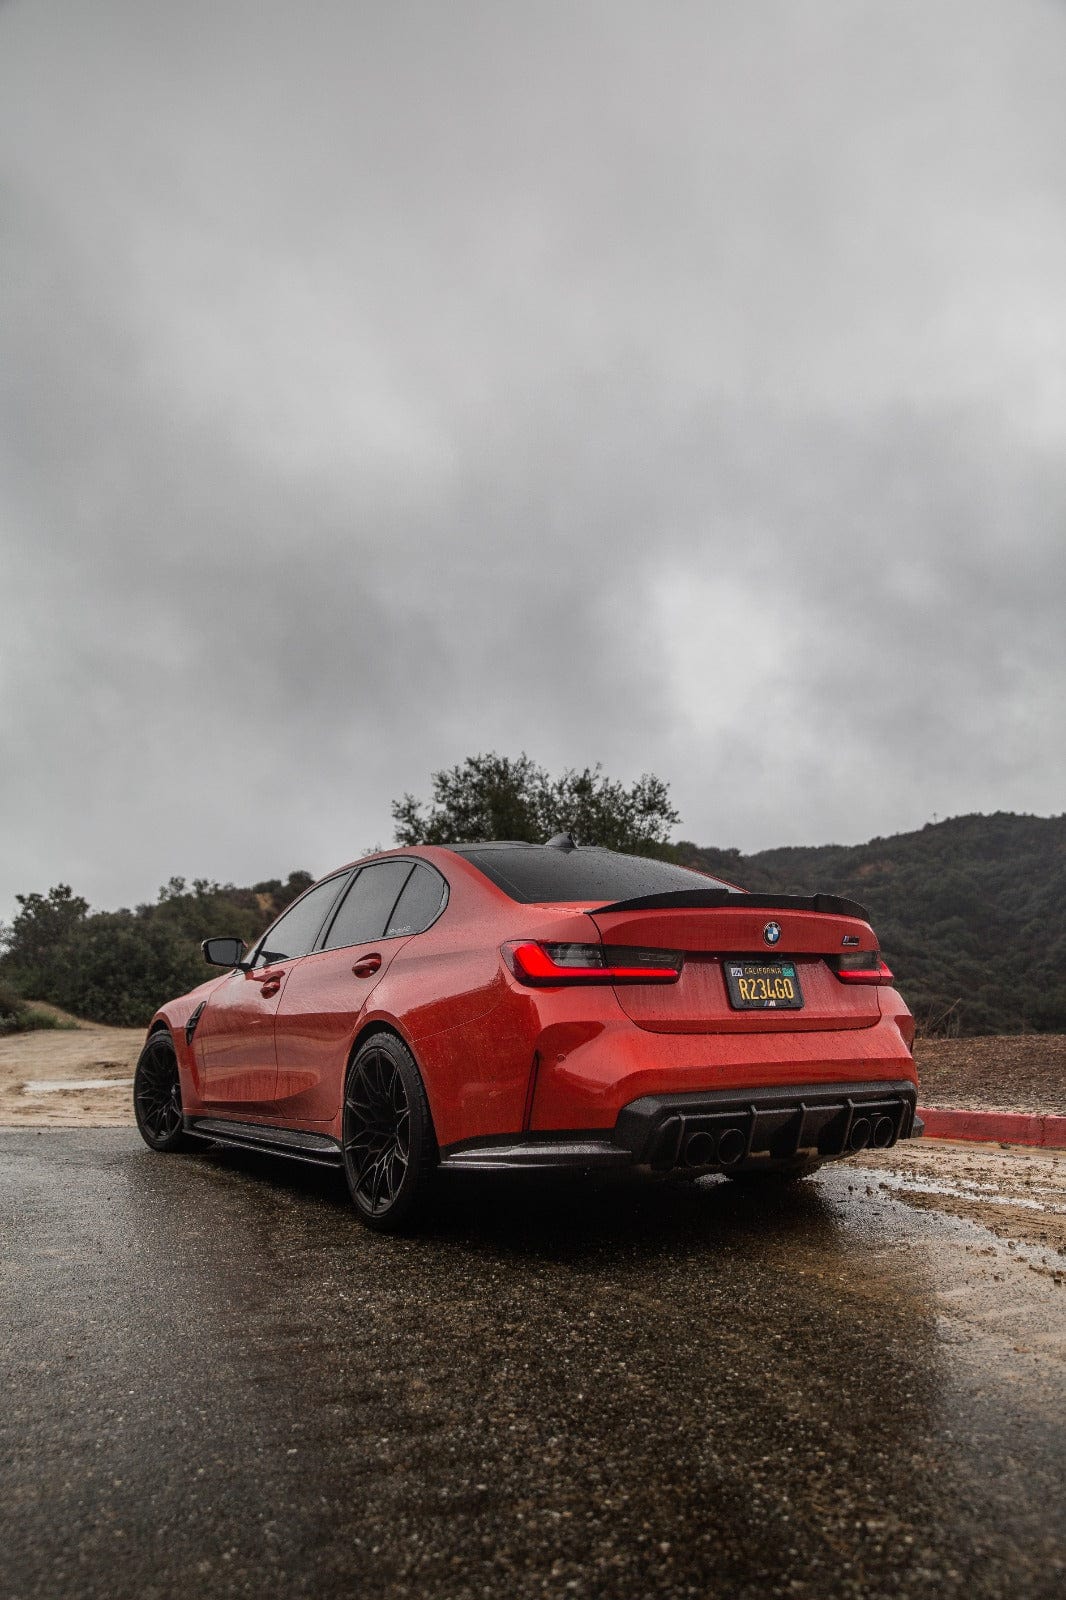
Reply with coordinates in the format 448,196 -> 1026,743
683,1131 -> 716,1166
849,1113 -> 896,1151
717,1128 -> 746,1166
849,1116 -> 872,1151
681,1126 -> 747,1168
674,1103 -> 900,1169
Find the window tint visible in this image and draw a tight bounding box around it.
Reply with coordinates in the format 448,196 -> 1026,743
448,845 -> 737,904
255,874 -> 349,965
322,860 -> 415,950
384,863 -> 447,938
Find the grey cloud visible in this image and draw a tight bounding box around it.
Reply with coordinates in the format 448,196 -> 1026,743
2,0 -> 1065,916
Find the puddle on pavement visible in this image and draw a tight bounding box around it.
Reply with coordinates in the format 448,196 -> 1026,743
814,1165 -> 1066,1374
865,1167 -> 1066,1214
23,1078 -> 135,1093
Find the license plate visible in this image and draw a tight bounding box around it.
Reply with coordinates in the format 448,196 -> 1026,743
724,960 -> 804,1010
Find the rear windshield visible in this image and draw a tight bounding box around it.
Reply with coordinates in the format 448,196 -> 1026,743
448,844 -> 738,904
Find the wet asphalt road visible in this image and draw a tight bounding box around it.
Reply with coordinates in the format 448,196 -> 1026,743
1,1131 -> 1064,1600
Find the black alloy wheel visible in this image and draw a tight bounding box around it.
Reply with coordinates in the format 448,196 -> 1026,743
133,1031 -> 193,1152
342,1034 -> 436,1231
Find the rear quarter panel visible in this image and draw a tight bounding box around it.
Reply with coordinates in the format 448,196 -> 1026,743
379,864 -> 606,1146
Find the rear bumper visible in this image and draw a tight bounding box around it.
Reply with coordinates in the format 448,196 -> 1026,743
527,1011 -> 917,1133
440,1079 -> 919,1174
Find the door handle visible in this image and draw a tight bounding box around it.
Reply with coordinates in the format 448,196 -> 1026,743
256,967 -> 285,998
352,953 -> 382,978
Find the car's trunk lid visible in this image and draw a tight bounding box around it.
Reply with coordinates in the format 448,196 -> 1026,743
588,890 -> 882,1034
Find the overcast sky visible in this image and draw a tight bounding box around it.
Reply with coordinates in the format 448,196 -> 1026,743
2,0 -> 1064,919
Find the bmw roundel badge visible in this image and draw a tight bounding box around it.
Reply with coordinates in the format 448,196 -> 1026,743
763,921 -> 782,945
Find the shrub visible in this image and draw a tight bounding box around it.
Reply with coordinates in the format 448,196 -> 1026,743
0,983 -> 76,1036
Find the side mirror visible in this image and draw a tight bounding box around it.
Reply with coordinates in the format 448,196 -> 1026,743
202,937 -> 247,968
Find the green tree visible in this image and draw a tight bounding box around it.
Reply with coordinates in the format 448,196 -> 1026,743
0,871 -> 316,1027
392,753 -> 681,855
0,884 -> 89,1001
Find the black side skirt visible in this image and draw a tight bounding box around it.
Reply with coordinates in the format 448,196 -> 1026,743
184,1117 -> 342,1168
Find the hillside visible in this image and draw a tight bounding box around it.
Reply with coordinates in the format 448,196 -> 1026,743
677,812 -> 1066,1034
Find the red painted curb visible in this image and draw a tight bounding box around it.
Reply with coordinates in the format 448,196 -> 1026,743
917,1106 -> 1066,1150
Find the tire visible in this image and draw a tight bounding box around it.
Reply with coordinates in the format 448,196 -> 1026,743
725,1160 -> 822,1187
341,1033 -> 437,1232
133,1031 -> 194,1152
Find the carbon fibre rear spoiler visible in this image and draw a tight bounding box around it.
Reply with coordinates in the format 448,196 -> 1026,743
592,890 -> 870,919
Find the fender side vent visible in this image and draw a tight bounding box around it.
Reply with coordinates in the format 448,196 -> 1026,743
185,1001 -> 206,1046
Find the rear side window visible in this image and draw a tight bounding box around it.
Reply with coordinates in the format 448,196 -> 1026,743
322,860 -> 416,950
385,863 -> 447,937
449,845 -> 736,904
255,874 -> 349,965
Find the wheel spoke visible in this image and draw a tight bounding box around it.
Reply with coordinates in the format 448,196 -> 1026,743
370,1155 -> 386,1211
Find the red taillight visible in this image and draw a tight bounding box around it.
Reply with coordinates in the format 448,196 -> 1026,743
833,951 -> 894,985
502,941 -> 683,986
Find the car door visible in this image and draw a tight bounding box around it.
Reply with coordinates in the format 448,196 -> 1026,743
273,860 -> 447,1123
194,873 -> 350,1109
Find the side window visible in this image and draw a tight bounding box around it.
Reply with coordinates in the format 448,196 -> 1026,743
385,863 -> 447,938
322,861 -> 415,950
254,875 -> 349,966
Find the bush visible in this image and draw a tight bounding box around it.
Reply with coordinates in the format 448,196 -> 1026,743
0,983 -> 76,1036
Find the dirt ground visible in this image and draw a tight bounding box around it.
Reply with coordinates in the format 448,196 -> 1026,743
0,1005 -> 141,1127
914,1033 -> 1066,1115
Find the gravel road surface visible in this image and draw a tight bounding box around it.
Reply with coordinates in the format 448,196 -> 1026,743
2,1131 -> 1064,1600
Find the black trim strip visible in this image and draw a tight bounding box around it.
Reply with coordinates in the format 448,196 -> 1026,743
440,1139 -> 631,1172
441,1127 -> 610,1156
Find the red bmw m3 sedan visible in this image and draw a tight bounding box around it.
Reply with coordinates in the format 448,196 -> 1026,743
133,838 -> 920,1230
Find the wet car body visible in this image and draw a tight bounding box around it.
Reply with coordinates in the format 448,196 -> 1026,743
136,840 -> 919,1227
